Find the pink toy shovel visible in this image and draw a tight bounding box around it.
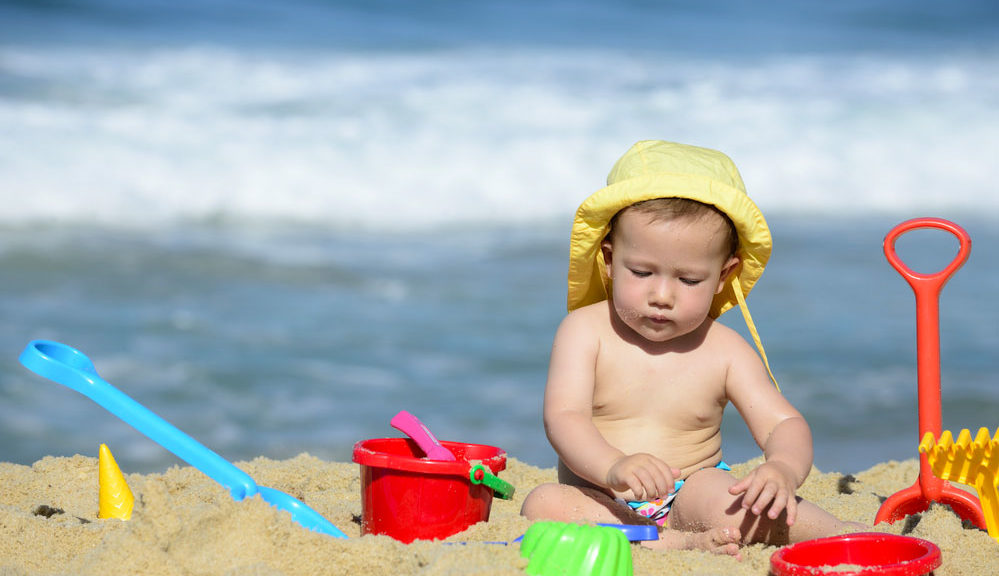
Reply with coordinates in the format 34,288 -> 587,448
390,410 -> 457,461
875,217 -> 986,529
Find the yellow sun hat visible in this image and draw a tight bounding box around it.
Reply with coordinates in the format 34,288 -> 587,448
567,140 -> 778,387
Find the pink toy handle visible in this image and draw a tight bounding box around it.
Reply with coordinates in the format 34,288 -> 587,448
884,217 -> 971,294
390,410 -> 457,461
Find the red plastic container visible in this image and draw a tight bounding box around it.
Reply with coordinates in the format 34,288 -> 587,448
352,437 -> 507,543
770,532 -> 941,576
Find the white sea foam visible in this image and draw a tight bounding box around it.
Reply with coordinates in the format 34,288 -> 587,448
1,46 -> 997,229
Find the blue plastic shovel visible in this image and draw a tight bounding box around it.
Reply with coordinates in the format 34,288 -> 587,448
19,339 -> 347,538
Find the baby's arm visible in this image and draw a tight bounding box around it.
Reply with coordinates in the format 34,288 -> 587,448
730,416 -> 812,525
543,311 -> 678,501
725,338 -> 813,525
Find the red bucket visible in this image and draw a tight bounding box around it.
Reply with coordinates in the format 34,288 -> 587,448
352,437 -> 507,543
770,532 -> 942,576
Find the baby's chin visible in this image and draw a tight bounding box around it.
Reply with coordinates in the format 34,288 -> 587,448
628,324 -> 683,344
635,320 -> 706,345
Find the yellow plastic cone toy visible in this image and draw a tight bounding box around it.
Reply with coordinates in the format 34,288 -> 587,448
98,443 -> 134,520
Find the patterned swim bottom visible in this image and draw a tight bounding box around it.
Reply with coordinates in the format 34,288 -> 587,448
619,461 -> 732,526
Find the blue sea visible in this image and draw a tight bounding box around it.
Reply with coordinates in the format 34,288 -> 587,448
2,0 -> 998,477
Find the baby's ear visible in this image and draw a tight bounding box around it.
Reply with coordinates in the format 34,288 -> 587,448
600,239 -> 614,278
716,255 -> 741,294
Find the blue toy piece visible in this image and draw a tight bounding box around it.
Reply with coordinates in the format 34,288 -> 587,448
19,339 -> 347,538
512,523 -> 658,544
596,523 -> 658,542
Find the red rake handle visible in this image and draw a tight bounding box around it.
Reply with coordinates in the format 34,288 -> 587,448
883,218 -> 970,458
876,218 -> 984,528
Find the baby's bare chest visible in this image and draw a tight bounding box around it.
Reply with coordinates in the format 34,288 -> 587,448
591,342 -> 728,425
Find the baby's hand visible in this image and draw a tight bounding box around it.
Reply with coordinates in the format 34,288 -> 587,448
728,461 -> 799,525
606,453 -> 681,501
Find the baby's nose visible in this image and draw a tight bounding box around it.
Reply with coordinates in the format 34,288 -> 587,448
649,279 -> 674,307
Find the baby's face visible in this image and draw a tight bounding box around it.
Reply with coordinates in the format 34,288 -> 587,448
603,210 -> 737,343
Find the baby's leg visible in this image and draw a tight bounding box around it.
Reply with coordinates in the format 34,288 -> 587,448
520,482 -> 646,524
668,467 -> 862,545
520,482 -> 742,556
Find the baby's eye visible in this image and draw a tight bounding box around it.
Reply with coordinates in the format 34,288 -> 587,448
679,277 -> 703,286
629,268 -> 652,278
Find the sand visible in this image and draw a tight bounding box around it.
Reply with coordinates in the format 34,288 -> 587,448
1,452 -> 997,576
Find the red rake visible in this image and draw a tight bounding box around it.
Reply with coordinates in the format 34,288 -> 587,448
874,217 -> 985,528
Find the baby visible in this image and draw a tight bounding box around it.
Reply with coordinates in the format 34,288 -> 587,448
520,140 -> 862,556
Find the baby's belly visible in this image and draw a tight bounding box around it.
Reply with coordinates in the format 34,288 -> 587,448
596,418 -> 723,477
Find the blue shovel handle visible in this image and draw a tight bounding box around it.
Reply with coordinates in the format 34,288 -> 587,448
20,340 -> 258,500
19,340 -> 347,538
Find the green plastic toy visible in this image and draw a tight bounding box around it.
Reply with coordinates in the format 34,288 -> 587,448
520,521 -> 633,576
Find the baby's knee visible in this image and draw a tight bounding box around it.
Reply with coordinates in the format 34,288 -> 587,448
669,468 -> 740,525
520,482 -> 565,520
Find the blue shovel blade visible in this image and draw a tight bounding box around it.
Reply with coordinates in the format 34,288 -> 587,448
256,486 -> 345,537
20,339 -> 346,539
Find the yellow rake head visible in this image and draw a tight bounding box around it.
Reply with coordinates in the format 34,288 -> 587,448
920,428 -> 999,541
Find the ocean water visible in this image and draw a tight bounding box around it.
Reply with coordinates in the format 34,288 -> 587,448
1,0 -> 998,477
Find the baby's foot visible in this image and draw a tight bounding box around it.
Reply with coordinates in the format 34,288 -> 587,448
643,526 -> 742,558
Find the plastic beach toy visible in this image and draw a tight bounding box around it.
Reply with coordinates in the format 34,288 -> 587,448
390,410 -> 457,461
511,523 -> 658,544
770,532 -> 941,576
389,410 -> 513,498
596,523 -> 658,542
520,521 -> 633,576
98,443 -> 134,520
19,339 -> 347,538
874,218 -> 986,529
353,437 -> 509,542
920,427 -> 999,542
469,463 -> 515,500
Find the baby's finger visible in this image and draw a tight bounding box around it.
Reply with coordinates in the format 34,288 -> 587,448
785,495 -> 798,526
624,478 -> 645,501
728,471 -> 754,497
653,476 -> 672,500
750,483 -> 778,516
628,460 -> 667,499
766,487 -> 789,519
738,475 -> 763,509
650,460 -> 677,496
622,470 -> 649,501
634,467 -> 663,501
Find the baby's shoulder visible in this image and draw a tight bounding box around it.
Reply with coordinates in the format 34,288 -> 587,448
554,301 -> 612,345
700,318 -> 758,356
562,300 -> 612,328
702,317 -> 741,340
